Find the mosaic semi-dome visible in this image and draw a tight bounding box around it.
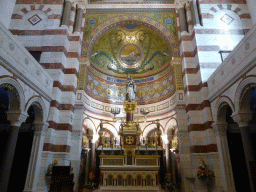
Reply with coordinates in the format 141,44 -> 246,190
89,24 -> 172,76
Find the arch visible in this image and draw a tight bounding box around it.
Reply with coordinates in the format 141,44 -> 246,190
96,122 -> 118,137
126,174 -> 133,186
234,77 -> 256,113
106,174 -> 114,185
145,174 -> 153,186
136,174 -> 142,186
117,174 -> 123,186
14,4 -> 55,20
25,96 -> 48,123
215,96 -> 235,124
142,122 -> 164,137
83,117 -> 96,133
83,15 -> 178,57
165,117 -> 177,134
208,5 -> 246,19
0,77 -> 25,113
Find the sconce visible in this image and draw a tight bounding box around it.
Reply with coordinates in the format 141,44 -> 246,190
140,108 -> 150,122
111,107 -> 120,121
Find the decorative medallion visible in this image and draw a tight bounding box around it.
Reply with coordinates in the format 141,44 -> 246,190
166,81 -> 171,89
105,88 -> 113,96
148,88 -> 155,97
158,85 -> 165,94
126,136 -> 134,144
245,42 -> 250,50
137,90 -> 145,98
97,85 -> 103,94
9,43 -> 14,51
220,14 -> 234,25
28,14 -> 42,26
90,81 -> 95,89
116,90 -> 123,98
119,44 -> 142,68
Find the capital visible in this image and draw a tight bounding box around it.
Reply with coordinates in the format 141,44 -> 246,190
232,112 -> 252,127
7,111 -> 28,127
34,122 -> 48,135
175,0 -> 187,9
212,123 -> 227,136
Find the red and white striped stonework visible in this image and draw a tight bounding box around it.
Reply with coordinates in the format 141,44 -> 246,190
9,1 -> 86,189
176,0 -> 252,190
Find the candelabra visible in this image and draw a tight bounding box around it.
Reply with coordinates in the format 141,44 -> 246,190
140,108 -> 150,122
111,107 -> 121,121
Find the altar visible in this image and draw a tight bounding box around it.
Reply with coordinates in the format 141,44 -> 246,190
97,80 -> 163,191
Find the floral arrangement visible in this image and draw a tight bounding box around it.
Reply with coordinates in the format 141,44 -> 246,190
52,159 -> 59,166
162,173 -> 176,191
84,172 -> 98,189
197,159 -> 215,181
45,159 -> 59,176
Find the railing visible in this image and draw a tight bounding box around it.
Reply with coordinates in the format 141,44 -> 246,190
208,25 -> 256,102
0,21 -> 53,101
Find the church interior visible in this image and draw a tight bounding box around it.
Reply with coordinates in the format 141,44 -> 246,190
0,0 -> 256,191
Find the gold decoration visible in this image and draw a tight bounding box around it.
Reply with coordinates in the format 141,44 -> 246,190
172,57 -> 184,90
90,81 -> 95,89
148,88 -> 155,97
158,85 -> 165,94
123,101 -> 137,113
116,90 -> 123,97
137,90 -> 145,98
105,88 -> 113,96
126,136 -> 134,144
97,85 -> 103,94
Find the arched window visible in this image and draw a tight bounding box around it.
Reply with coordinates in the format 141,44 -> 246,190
107,175 -> 113,185
137,175 -> 142,186
127,151 -> 132,165
117,175 -> 123,186
146,175 -> 152,186
127,175 -> 132,185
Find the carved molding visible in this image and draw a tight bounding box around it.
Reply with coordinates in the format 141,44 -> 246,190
34,123 -> 48,136
7,111 -> 28,126
175,0 -> 187,9
212,123 -> 227,136
232,112 -> 252,127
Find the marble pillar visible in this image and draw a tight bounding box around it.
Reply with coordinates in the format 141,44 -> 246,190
232,112 -> 255,192
23,123 -> 48,192
0,112 -> 27,192
74,8 -> 84,32
178,7 -> 188,32
212,123 -> 235,192
62,0 -> 72,26
165,143 -> 170,173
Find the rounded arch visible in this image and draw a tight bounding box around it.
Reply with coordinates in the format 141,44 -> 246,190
208,5 -> 247,20
234,77 -> 256,113
83,117 -> 96,133
96,122 -> 118,137
215,96 -> 235,124
165,117 -> 177,134
83,16 -> 178,57
15,5 -> 55,20
25,96 -> 48,123
142,122 -> 164,137
0,77 -> 25,113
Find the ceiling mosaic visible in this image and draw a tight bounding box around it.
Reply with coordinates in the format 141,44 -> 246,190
79,9 -> 180,105
88,0 -> 174,4
89,24 -> 172,75
84,67 -> 175,105
82,9 -> 179,77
